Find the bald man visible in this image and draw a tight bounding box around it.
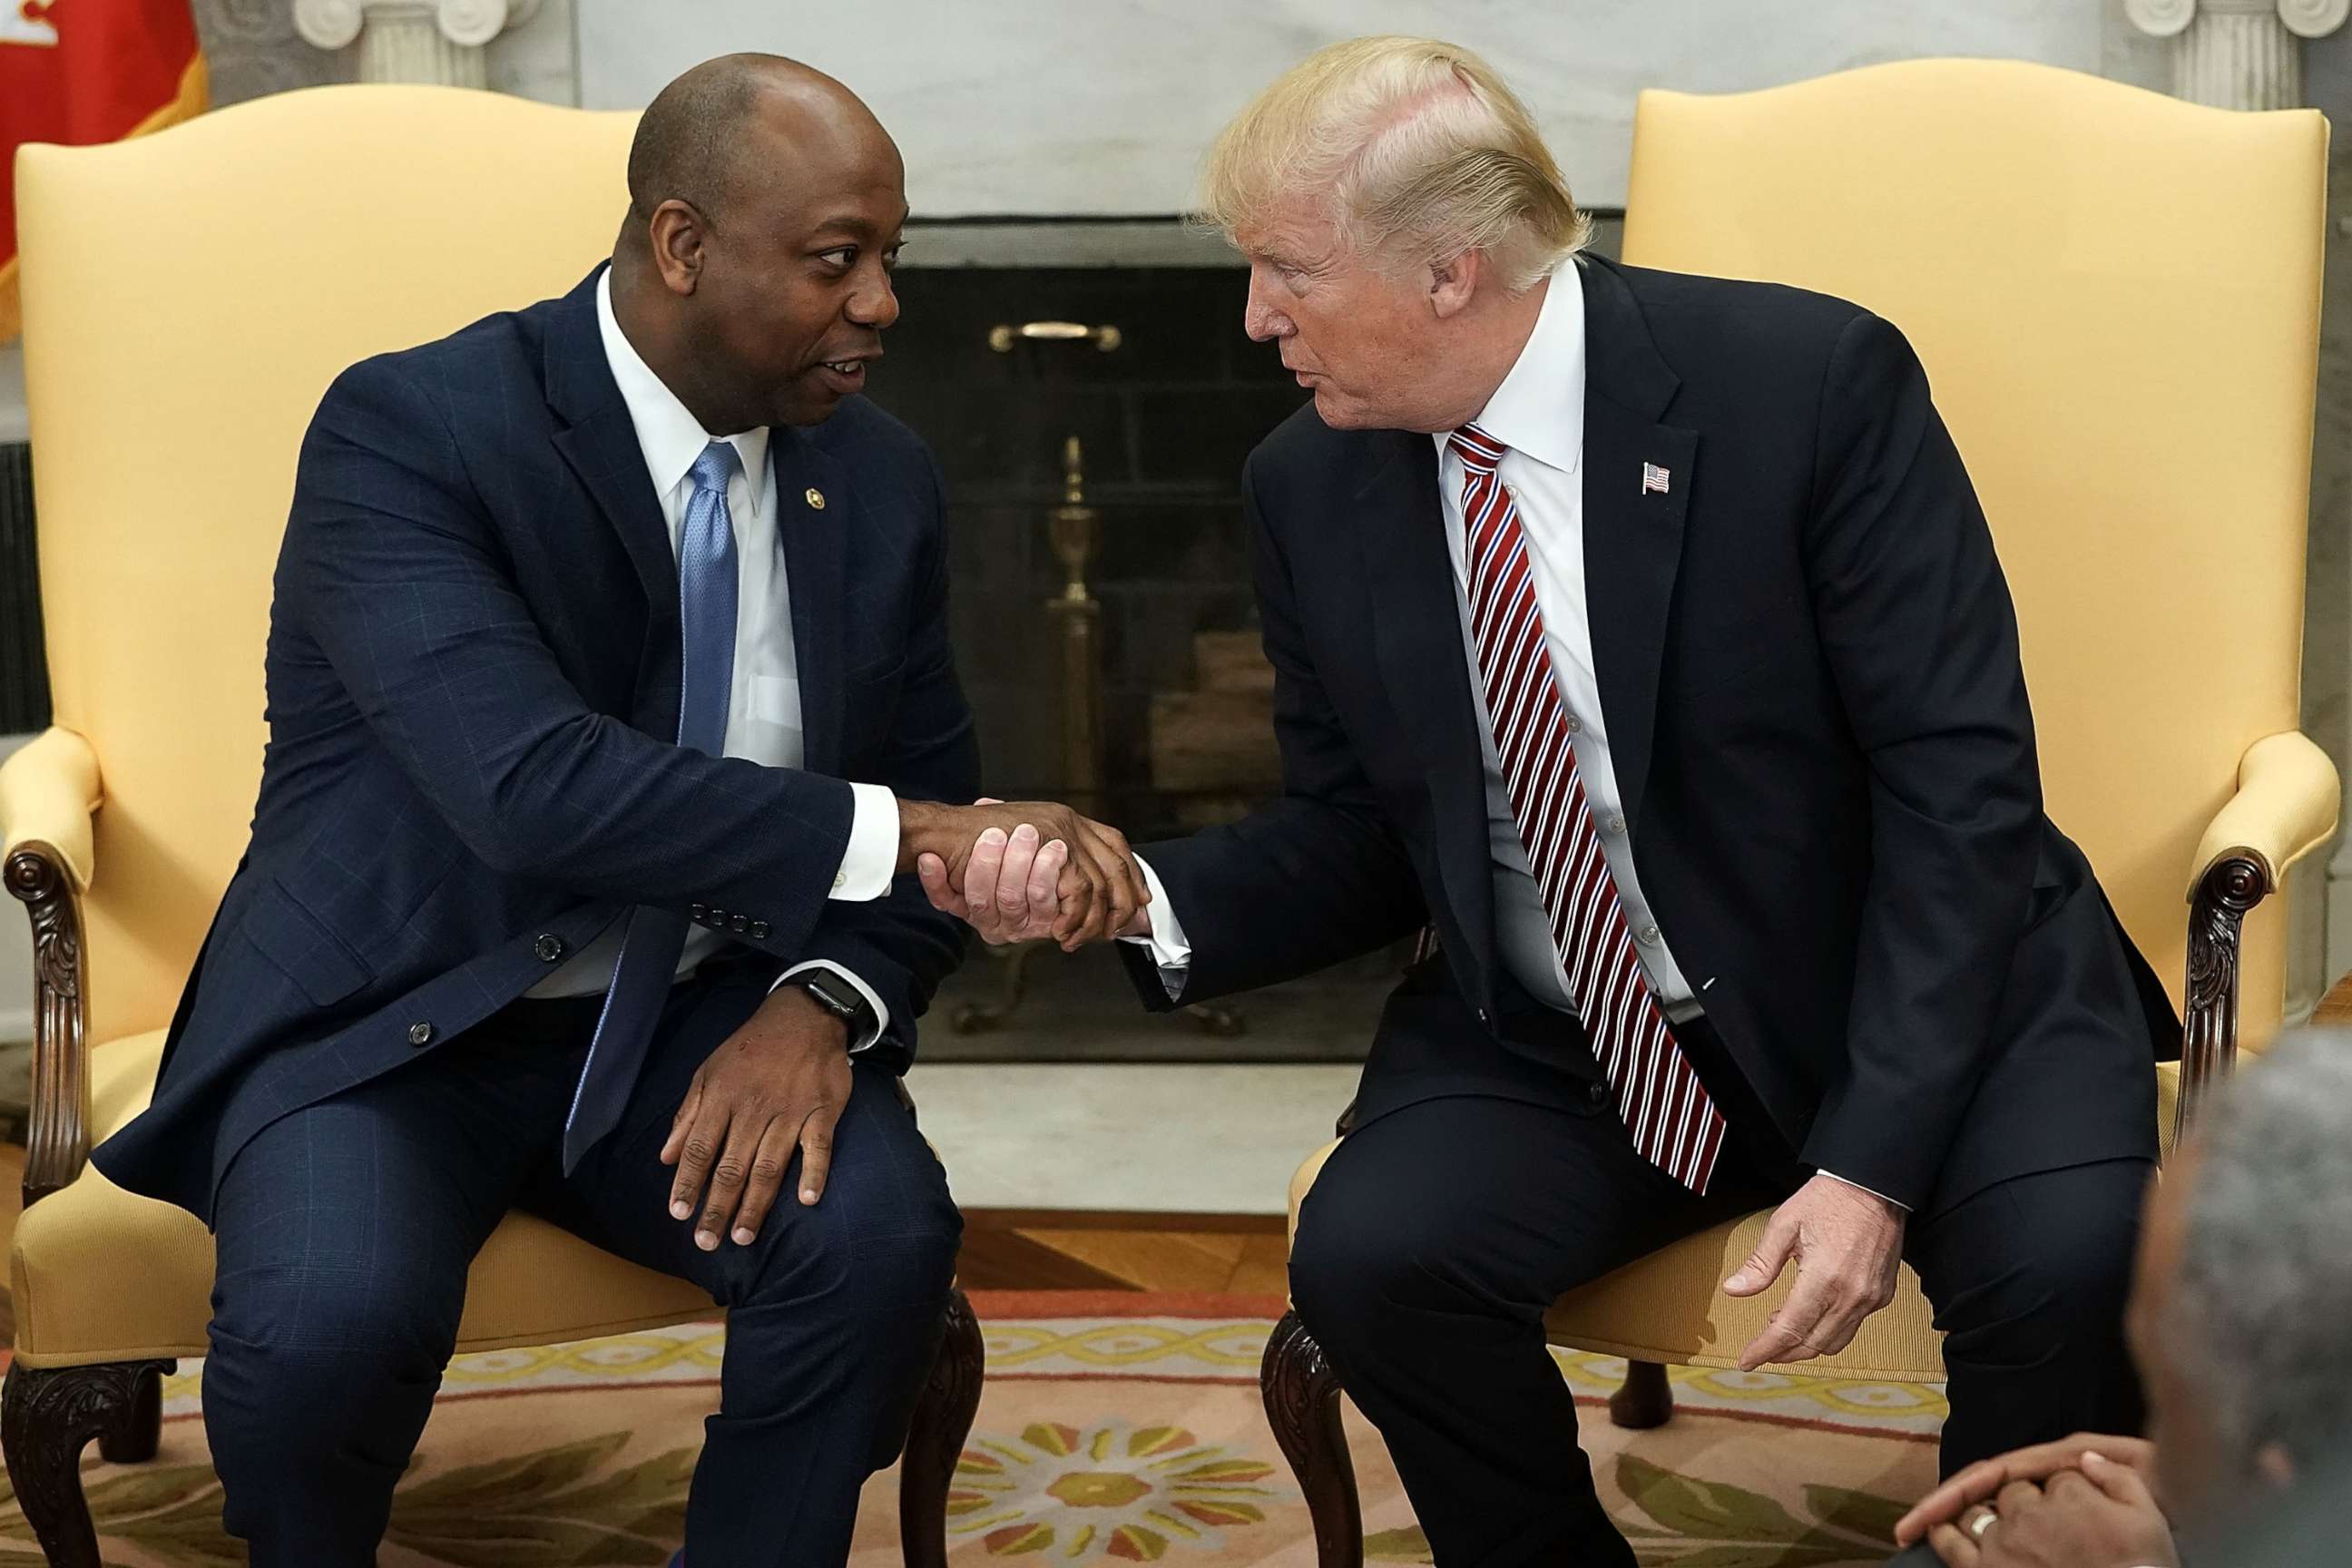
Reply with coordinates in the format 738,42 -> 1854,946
89,54 -> 1133,1566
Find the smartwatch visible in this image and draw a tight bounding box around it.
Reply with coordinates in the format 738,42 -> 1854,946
793,969 -> 877,1044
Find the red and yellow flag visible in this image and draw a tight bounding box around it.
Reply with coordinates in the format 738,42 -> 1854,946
2,0 -> 208,342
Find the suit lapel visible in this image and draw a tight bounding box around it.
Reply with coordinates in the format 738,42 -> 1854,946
1357,432 -> 1497,985
775,426 -> 848,776
1576,257 -> 1695,839
544,270 -> 681,735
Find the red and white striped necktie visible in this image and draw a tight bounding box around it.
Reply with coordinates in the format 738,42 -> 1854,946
1451,423 -> 1726,1192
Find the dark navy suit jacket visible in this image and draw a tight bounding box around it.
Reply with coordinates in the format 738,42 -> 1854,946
95,270 -> 978,1223
1121,256 -> 2173,1215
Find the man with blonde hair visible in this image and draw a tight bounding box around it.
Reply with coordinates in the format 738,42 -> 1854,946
921,35 -> 2172,1566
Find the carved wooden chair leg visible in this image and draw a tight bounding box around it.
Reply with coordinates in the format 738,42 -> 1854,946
93,1363 -> 163,1465
1607,1358 -> 1675,1429
1261,1310 -> 1362,1568
3,1358 -> 177,1568
899,1287 -> 985,1568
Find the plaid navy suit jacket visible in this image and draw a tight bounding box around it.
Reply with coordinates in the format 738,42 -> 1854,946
94,269 -> 979,1222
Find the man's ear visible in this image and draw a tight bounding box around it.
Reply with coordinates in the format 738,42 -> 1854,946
2254,1442 -> 2297,1492
645,199 -> 709,297
1429,249 -> 1481,319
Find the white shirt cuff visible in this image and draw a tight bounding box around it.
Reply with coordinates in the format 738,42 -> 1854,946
772,961 -> 891,1054
1818,1169 -> 1910,1214
1120,855 -> 1191,1001
831,783 -> 899,901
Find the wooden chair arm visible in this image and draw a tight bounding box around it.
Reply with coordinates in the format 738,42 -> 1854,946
5,840 -> 91,1209
1,729 -> 104,1210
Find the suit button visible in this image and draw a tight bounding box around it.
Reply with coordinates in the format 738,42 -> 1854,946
408,1022 -> 436,1047
1476,1008 -> 1492,1026
534,934 -> 565,962
730,915 -> 749,934
750,919 -> 769,939
691,903 -> 708,921
1588,1079 -> 1611,1105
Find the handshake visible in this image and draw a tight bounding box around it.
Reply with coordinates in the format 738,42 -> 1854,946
896,798 -> 1152,951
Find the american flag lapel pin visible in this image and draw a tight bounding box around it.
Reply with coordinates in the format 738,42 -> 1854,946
1642,461 -> 1671,496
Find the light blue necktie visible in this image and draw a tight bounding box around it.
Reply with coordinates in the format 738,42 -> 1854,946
563,439 -> 741,1171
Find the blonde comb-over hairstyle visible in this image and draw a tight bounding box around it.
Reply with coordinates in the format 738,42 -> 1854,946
1200,35 -> 1592,295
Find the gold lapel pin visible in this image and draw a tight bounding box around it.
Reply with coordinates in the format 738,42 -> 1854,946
805,486 -> 828,510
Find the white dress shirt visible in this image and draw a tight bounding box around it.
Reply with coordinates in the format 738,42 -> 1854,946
1132,268 -> 1897,1206
527,268 -> 900,1051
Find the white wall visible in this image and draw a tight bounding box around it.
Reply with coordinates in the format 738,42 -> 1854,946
579,0 -> 2156,214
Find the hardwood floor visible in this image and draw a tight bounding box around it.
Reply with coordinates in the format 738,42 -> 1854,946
955,1208 -> 1290,1296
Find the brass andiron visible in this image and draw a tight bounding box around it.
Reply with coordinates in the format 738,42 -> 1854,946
953,436 -> 1107,1034
1047,436 -> 1103,818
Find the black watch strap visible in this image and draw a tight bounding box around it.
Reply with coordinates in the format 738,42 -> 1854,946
794,969 -> 876,1039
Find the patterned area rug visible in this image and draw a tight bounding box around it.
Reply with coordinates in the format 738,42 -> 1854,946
0,1291 -> 1943,1565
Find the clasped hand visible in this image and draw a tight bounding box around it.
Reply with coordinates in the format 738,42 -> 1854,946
906,797 -> 1151,950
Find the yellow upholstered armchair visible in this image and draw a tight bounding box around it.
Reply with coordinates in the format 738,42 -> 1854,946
1259,60 -> 2340,1563
0,87 -> 981,1567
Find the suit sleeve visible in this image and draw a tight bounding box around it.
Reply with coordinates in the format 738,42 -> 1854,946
1798,313 -> 2043,1209
1116,453 -> 1426,1009
283,354 -> 857,965
788,448 -> 980,1067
